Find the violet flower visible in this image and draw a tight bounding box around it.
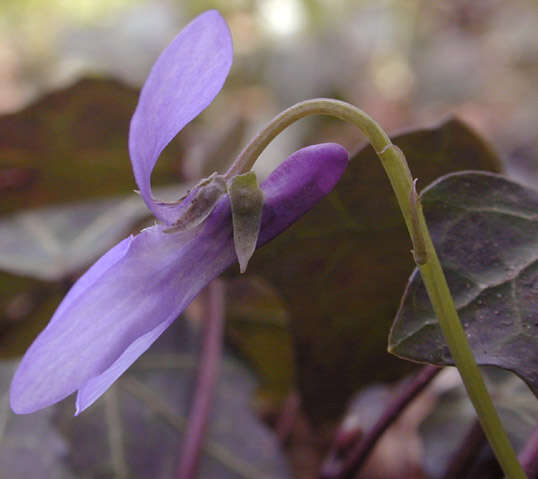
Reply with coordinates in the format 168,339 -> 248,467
10,10 -> 348,415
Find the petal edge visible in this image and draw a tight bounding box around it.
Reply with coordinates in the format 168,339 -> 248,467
129,10 -> 233,224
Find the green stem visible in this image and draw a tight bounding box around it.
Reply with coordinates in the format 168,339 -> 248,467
415,217 -> 527,479
226,98 -> 527,479
225,99 -> 391,178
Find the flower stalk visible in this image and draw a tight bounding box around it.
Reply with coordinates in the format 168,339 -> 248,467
177,280 -> 225,479
227,98 -> 527,479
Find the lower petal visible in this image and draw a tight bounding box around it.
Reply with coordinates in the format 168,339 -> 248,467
75,318 -> 173,414
10,224 -> 226,414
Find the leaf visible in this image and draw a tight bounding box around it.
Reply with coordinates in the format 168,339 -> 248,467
0,319 -> 291,478
420,368 -> 538,479
0,184 -> 189,281
245,117 -> 501,423
0,361 -> 75,479
389,171 -> 538,395
0,196 -> 147,281
0,77 -> 185,216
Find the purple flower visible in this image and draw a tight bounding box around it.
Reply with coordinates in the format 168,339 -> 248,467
10,10 -> 348,415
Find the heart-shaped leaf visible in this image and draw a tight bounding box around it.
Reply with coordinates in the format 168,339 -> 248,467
1,319 -> 290,478
389,172 -> 538,395
246,117 -> 501,422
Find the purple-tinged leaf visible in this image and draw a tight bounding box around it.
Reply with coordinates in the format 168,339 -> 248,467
389,172 -> 538,395
129,10 -> 233,224
0,78 -> 185,216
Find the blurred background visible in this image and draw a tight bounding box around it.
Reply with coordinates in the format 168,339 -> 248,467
1,0 -> 537,182
0,1 -> 537,478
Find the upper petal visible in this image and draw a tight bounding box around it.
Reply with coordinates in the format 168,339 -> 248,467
10,143 -> 348,414
129,10 -> 233,224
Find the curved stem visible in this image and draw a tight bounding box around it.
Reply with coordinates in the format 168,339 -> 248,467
227,98 -> 527,479
225,99 -> 392,178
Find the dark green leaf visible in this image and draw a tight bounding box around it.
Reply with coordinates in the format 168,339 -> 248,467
389,172 -> 538,395
245,117 -> 501,423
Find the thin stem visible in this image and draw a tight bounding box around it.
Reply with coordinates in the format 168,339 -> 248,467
415,219 -> 526,479
227,98 -> 527,479
225,99 -> 391,179
520,423 -> 538,479
176,280 -> 225,479
319,365 -> 441,479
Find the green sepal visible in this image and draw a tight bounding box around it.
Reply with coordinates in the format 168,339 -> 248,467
228,172 -> 264,273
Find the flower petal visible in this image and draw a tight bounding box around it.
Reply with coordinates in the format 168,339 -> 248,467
129,10 -> 233,224
10,143 -> 348,414
75,319 -> 172,414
